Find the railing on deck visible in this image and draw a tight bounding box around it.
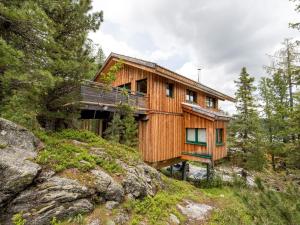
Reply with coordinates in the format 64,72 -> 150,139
80,80 -> 148,109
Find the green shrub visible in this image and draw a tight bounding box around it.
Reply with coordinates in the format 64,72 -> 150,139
12,212 -> 26,225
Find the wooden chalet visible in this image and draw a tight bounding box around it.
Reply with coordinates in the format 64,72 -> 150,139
80,53 -> 235,170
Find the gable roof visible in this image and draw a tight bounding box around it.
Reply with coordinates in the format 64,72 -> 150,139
94,52 -> 235,102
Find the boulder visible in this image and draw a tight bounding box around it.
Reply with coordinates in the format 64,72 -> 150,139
0,118 -> 41,151
91,169 -> 124,203
0,118 -> 42,207
113,210 -> 129,225
105,201 -> 119,210
1,176 -> 94,225
169,213 -> 180,224
122,163 -> 163,199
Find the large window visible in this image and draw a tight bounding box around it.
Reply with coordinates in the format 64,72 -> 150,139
206,96 -> 217,108
186,90 -> 197,103
166,83 -> 174,97
216,128 -> 224,145
136,79 -> 147,94
118,82 -> 131,91
186,128 -> 207,146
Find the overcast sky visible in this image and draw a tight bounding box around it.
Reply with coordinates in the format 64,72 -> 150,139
89,0 -> 300,113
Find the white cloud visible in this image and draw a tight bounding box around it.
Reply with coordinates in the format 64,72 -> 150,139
90,0 -> 300,114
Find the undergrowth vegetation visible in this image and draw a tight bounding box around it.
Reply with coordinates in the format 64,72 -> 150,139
35,129 -> 140,173
124,176 -> 200,225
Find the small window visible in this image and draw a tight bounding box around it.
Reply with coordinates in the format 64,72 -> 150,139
186,128 -> 206,146
216,128 -> 224,145
166,83 -> 174,97
186,90 -> 197,103
136,79 -> 147,94
206,96 -> 217,108
118,82 -> 131,91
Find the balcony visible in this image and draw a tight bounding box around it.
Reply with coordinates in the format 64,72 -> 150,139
80,81 -> 148,114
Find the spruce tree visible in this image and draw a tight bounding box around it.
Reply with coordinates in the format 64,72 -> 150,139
120,104 -> 138,147
229,67 -> 266,170
104,113 -> 123,143
0,0 -> 104,129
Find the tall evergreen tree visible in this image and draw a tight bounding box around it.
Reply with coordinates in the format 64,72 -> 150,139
259,70 -> 290,170
0,0 -> 103,129
228,67 -> 266,170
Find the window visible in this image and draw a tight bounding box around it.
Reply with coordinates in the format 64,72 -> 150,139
186,128 -> 207,146
186,90 -> 197,103
166,83 -> 174,97
206,96 -> 217,108
216,128 -> 224,145
118,82 -> 131,91
136,79 -> 147,94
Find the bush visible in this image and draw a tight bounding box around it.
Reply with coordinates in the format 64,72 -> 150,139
12,212 -> 26,225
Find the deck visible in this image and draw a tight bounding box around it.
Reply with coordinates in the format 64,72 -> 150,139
80,81 -> 149,114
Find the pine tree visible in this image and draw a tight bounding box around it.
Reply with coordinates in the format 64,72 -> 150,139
120,104 -> 138,147
259,70 -> 290,170
0,0 -> 104,129
104,113 -> 123,143
228,67 -> 266,170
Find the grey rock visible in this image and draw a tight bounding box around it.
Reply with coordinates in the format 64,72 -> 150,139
113,211 -> 129,225
177,200 -> 213,221
92,169 -> 124,202
169,213 -> 180,224
0,118 -> 41,151
105,201 -> 119,210
1,176 -> 94,225
122,163 -> 163,199
88,218 -> 101,225
0,118 -> 42,207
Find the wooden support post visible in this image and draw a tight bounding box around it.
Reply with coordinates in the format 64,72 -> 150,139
170,165 -> 173,177
182,161 -> 187,181
206,163 -> 210,181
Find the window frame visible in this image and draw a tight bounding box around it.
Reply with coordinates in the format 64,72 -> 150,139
206,96 -> 217,108
136,79 -> 147,94
118,82 -> 131,91
166,83 -> 174,98
216,128 -> 224,146
186,128 -> 207,146
186,89 -> 197,103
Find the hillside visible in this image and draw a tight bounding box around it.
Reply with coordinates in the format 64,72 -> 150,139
0,118 -> 300,225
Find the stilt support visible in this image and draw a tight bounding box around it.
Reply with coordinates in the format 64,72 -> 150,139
182,161 -> 188,181
170,165 -> 173,177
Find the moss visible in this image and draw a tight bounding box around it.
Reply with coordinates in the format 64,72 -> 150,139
124,176 -> 203,225
0,143 -> 7,149
35,129 -> 138,174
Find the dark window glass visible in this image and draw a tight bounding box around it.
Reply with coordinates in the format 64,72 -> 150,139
216,128 -> 224,144
166,83 -> 174,97
136,79 -> 147,94
206,96 -> 216,108
186,90 -> 197,103
118,82 -> 131,91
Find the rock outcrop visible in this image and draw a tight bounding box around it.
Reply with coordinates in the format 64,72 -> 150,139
0,118 -> 163,224
91,169 -> 124,203
3,177 -> 94,225
0,118 -> 42,207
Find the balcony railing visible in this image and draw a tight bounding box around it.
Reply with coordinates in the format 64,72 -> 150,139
80,80 -> 148,110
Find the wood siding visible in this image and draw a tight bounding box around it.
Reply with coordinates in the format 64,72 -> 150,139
95,61 -> 229,164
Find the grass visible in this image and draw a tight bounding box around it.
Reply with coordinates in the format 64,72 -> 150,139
33,129 -> 300,225
124,176 -> 203,225
35,129 -> 140,174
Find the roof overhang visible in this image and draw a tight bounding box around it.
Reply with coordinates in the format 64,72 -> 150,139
94,53 -> 236,102
182,102 -> 231,121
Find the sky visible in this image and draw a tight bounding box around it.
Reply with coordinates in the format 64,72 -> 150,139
89,0 -> 300,113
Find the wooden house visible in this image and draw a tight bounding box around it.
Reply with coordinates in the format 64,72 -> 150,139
81,53 -> 235,170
